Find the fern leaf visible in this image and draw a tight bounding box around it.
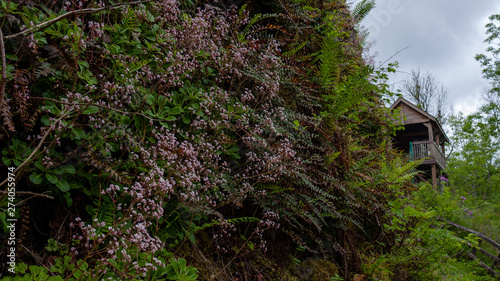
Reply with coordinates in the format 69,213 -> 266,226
352,0 -> 376,23
283,41 -> 308,58
1,98 -> 15,132
227,217 -> 260,225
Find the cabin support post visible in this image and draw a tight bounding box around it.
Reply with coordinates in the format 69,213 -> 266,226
427,121 -> 434,143
431,164 -> 437,188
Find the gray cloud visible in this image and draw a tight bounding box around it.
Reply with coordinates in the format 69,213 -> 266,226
362,0 -> 500,115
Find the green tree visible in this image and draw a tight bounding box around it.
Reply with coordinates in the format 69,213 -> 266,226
475,13 -> 500,139
447,109 -> 500,200
475,14 -> 500,95
446,14 -> 500,199
447,14 -> 500,200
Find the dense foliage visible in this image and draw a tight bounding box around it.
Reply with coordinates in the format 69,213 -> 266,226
0,0 -> 498,280
0,0 -> 414,279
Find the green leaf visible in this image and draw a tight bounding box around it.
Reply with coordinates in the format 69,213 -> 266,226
187,232 -> 195,244
30,173 -> 43,184
170,107 -> 183,115
46,173 -> 58,184
71,127 -> 85,139
41,115 -> 51,126
56,179 -> 69,192
160,121 -> 171,128
63,192 -> 73,207
82,106 -> 100,115
57,165 -> 76,175
178,258 -> 187,268
5,53 -> 18,61
78,60 -> 89,68
2,156 -> 12,166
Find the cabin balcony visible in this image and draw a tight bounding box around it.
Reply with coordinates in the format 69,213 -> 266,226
409,141 -> 446,170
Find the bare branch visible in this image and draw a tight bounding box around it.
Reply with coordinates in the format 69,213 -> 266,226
30,97 -> 176,122
401,68 -> 449,123
4,0 -> 154,40
0,109 -> 71,188
0,190 -> 54,200
0,28 -> 6,108
379,46 -> 409,68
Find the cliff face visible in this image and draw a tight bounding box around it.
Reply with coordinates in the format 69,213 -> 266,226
0,0 -> 408,279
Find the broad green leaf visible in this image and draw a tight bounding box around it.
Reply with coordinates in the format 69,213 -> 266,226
2,156 -> 12,166
63,191 -> 73,207
71,127 -> 85,140
160,121 -> 171,128
169,107 -> 183,115
41,115 -> 51,126
30,173 -> 43,184
57,165 -> 76,175
78,60 -> 89,68
46,173 -> 58,184
82,106 -> 100,115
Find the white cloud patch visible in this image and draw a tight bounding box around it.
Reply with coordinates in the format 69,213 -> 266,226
361,0 -> 499,115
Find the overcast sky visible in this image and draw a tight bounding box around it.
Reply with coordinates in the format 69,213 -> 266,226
362,0 -> 500,115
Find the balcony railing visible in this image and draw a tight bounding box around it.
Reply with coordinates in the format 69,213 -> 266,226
409,141 -> 446,170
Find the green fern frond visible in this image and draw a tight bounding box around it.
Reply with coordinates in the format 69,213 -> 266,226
384,158 -> 424,184
318,36 -> 343,88
243,13 -> 278,35
257,184 -> 293,195
227,217 -> 260,225
283,41 -> 308,58
352,0 -> 376,23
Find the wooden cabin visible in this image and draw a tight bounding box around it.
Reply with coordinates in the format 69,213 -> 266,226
390,97 -> 449,187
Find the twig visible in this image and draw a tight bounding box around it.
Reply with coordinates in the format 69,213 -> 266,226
0,28 -> 6,110
30,96 -> 174,122
465,251 -> 500,277
5,0 -> 154,40
379,46 -> 409,68
277,0 -> 299,31
442,218 -> 500,250
0,190 -> 54,200
0,109 -> 71,188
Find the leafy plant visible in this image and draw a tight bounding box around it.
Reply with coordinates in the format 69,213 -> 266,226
165,258 -> 199,281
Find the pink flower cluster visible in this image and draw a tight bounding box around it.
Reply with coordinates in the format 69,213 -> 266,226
66,0 -> 309,270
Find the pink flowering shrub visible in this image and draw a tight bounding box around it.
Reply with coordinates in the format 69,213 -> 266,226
1,0 -> 406,279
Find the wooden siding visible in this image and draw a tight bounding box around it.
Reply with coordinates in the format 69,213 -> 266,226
400,103 -> 429,124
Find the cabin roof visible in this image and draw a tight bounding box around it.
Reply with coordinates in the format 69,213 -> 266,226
390,97 -> 450,143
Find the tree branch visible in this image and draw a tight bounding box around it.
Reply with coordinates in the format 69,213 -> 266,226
30,97 -> 175,122
0,109 -> 71,188
0,28 -> 6,109
4,0 -> 154,40
0,190 -> 54,200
